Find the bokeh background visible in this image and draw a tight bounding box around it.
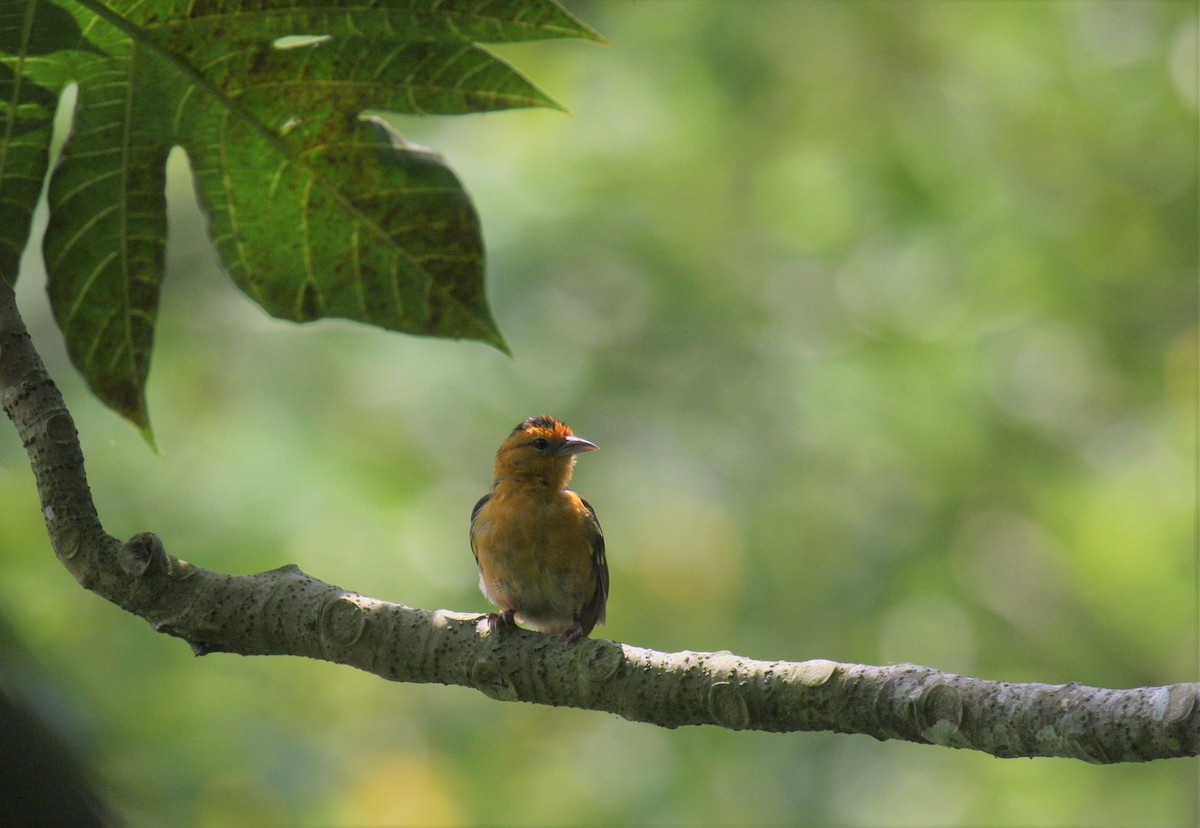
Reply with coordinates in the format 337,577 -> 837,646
2,1 -> 1197,824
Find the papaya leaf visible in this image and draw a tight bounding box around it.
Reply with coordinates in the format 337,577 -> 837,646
0,0 -> 93,284
0,0 -> 600,440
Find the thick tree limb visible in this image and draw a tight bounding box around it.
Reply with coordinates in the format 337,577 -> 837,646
2,278 -> 1196,762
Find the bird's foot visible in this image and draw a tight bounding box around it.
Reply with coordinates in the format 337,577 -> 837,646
486,609 -> 517,634
560,623 -> 588,643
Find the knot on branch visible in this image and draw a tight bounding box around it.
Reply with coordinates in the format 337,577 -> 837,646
916,682 -> 966,747
791,659 -> 838,687
54,522 -> 82,561
1154,684 -> 1197,725
118,533 -> 179,578
708,680 -> 751,730
45,411 -> 75,444
471,655 -> 518,701
575,640 -> 623,696
320,594 -> 368,649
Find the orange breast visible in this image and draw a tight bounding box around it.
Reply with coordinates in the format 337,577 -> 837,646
472,486 -> 597,632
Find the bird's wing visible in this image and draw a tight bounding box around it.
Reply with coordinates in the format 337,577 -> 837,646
579,496 -> 608,628
469,492 -> 492,566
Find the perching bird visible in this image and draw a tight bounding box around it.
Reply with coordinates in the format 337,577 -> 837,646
470,415 -> 608,641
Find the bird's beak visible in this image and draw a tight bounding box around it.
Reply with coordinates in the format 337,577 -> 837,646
557,435 -> 598,456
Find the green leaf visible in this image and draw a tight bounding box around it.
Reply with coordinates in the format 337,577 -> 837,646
0,0 -> 88,283
0,0 -> 598,438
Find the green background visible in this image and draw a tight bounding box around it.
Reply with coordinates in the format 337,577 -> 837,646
2,1 -> 1197,824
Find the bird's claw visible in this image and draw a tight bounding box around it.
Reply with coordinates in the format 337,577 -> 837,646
486,610 -> 516,634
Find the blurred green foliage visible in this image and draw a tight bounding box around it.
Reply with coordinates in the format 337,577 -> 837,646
1,1 -> 1196,824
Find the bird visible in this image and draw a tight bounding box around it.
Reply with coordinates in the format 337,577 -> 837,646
469,415 -> 608,642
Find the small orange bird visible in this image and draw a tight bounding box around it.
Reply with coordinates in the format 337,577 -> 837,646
470,415 -> 608,641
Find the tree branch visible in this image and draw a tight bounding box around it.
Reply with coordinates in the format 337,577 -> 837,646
2,278 -> 1196,763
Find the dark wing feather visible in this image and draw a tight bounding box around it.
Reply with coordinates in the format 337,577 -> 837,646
469,492 -> 492,567
578,496 -> 608,630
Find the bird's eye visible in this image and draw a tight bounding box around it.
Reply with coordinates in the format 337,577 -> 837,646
530,437 -> 551,451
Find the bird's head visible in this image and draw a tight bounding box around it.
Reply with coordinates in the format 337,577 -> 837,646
493,415 -> 598,488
